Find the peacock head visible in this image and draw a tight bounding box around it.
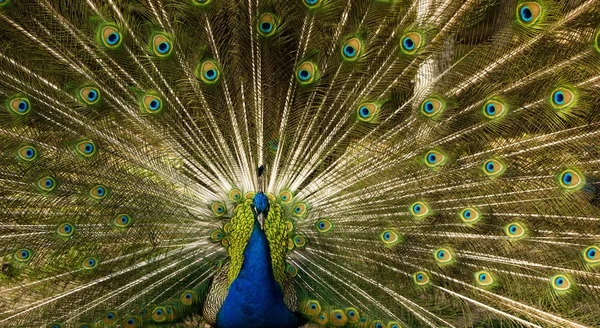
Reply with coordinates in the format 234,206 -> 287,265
252,192 -> 269,230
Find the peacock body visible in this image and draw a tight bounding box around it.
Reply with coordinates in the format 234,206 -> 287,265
1,0 -> 600,327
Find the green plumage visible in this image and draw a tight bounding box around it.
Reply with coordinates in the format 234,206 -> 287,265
1,0 -> 600,327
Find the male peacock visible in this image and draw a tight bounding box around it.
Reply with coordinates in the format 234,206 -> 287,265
1,0 -> 600,327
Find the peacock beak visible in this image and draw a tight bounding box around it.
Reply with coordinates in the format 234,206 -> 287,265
257,213 -> 265,230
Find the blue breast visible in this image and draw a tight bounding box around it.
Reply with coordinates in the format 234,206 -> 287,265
216,221 -> 298,328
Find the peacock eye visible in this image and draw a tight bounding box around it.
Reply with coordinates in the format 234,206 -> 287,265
90,184 -> 109,200
356,102 -> 380,122
304,0 -> 321,7
257,13 -> 276,36
196,60 -> 221,84
413,271 -> 430,285
296,61 -> 318,85
460,207 -> 481,225
181,290 -> 196,305
152,306 -> 167,322
475,270 -> 494,286
57,223 -> 75,237
211,259 -> 222,270
79,87 -> 101,105
15,248 -> 32,262
76,140 -> 96,157
550,87 -> 576,110
142,95 -> 163,113
583,245 -> 600,264
18,145 -> 38,161
279,190 -> 293,203
482,99 -> 508,119
400,32 -> 423,54
558,169 -> 584,191
505,222 -> 526,240
152,34 -> 173,56
82,257 -> 98,269
517,2 -> 542,26
424,149 -> 447,168
420,97 -> 445,118
410,201 -> 430,219
482,159 -> 506,177
210,229 -> 225,242
341,38 -> 362,61
380,229 -> 401,247
315,218 -> 333,233
38,176 -> 56,192
8,97 -> 31,115
100,26 -> 122,48
293,202 -> 307,217
211,202 -> 226,216
551,274 -> 571,292
434,247 -> 454,264
286,263 -> 298,277
229,188 -> 242,201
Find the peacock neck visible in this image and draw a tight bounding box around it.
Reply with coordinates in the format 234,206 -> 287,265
216,219 -> 297,328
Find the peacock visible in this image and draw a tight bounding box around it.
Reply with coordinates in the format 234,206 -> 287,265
2,0 -> 600,327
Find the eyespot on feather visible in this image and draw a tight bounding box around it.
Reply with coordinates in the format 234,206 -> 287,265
423,149 -> 447,169
181,290 -> 196,305
152,34 -> 173,56
211,202 -> 226,216
433,247 -> 454,265
286,263 -> 298,277
558,169 -> 584,191
400,32 -> 423,54
7,97 -> 30,115
192,0 -> 212,6
460,207 -> 481,225
57,223 -> 74,238
152,306 -> 167,322
38,176 -> 56,192
482,99 -> 508,119
197,60 -> 220,84
413,271 -> 430,286
114,214 -> 132,228
18,145 -> 38,161
296,61 -> 318,85
380,229 -> 402,247
229,188 -> 242,201
292,202 -> 307,217
79,87 -> 101,105
15,248 -> 32,262
90,184 -> 109,200
142,94 -> 163,113
99,25 -> 122,48
505,222 -> 527,240
341,37 -> 363,61
551,274 -> 572,292
76,140 -> 96,157
104,311 -> 118,324
304,0 -> 322,8
482,159 -> 506,178
357,102 -> 380,122
257,13 -> 277,36
210,229 -> 224,242
420,97 -> 444,118
330,309 -> 347,326
315,218 -> 334,233
550,87 -> 576,111
475,270 -> 495,287
409,201 -> 430,219
293,234 -> 306,248
583,245 -> 600,265
82,257 -> 99,269
517,2 -> 542,26
279,190 -> 293,203
346,308 -> 360,323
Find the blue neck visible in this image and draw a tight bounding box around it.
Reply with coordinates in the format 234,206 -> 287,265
216,220 -> 297,328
